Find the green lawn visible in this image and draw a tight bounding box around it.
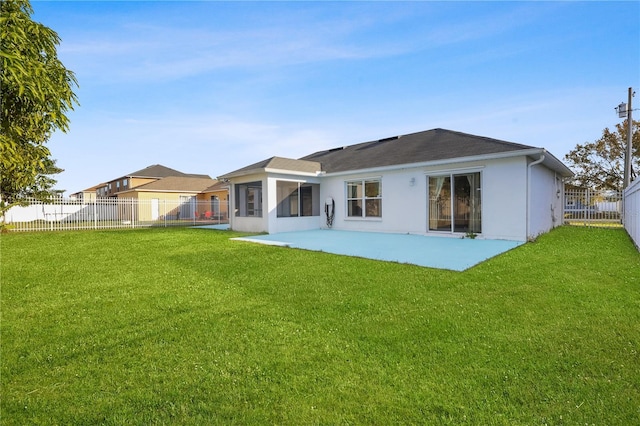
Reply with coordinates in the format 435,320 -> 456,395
1,226 -> 639,424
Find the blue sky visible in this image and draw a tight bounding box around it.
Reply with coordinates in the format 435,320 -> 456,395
33,1 -> 640,195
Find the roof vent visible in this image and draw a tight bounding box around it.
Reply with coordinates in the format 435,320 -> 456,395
377,136 -> 399,142
328,146 -> 345,152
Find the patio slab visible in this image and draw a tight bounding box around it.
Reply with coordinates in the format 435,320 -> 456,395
231,229 -> 524,271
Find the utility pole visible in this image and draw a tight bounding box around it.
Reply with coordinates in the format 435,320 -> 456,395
623,87 -> 634,189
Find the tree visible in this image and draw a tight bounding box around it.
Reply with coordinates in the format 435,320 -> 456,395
564,120 -> 639,191
0,0 -> 78,223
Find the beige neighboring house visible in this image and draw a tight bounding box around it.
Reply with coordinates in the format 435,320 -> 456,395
202,180 -> 230,220
101,164 -> 211,198
117,175 -> 229,221
70,183 -> 105,201
72,164 -> 229,222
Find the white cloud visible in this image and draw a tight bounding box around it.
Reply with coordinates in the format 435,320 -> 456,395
58,8 -> 415,84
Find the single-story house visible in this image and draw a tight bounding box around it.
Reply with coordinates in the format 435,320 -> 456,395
219,128 -> 574,241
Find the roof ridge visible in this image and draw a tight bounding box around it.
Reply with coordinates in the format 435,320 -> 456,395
429,128 -> 536,149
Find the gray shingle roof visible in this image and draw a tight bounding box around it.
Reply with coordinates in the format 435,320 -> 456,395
203,180 -> 229,192
129,176 -> 218,192
125,164 -> 211,179
219,128 -> 572,178
219,156 -> 322,178
300,128 -> 537,173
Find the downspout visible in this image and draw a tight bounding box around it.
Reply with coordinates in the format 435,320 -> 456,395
526,153 -> 545,240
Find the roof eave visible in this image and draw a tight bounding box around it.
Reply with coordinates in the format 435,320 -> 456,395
217,168 -> 266,180
539,150 -> 575,177
264,168 -> 321,177
219,167 -> 322,180
326,148 -> 545,176
322,148 -> 573,177
127,189 -> 206,194
220,148 -> 574,180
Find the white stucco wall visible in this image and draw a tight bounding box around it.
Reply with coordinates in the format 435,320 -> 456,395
266,174 -> 322,234
319,157 -> 531,241
480,157 -> 528,241
229,173 -> 325,234
227,155 -> 563,241
528,161 -> 564,239
319,168 -> 426,234
228,175 -> 269,233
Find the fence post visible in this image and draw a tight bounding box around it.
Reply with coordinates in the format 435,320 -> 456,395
585,188 -> 590,227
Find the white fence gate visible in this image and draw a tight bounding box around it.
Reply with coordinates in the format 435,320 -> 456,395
3,198 -> 229,232
564,189 -> 623,228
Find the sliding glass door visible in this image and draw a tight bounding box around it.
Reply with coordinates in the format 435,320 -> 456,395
428,176 -> 452,231
429,172 -> 481,234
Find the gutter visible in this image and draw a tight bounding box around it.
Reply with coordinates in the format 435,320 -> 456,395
526,152 -> 546,240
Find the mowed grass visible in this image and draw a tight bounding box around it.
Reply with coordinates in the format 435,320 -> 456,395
1,226 -> 639,425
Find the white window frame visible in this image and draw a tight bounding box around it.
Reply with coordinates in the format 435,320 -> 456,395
427,170 -> 482,234
276,181 -> 320,218
346,177 -> 382,219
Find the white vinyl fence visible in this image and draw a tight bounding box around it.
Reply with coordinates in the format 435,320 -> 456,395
4,198 -> 229,232
623,179 -> 640,248
564,189 -> 623,228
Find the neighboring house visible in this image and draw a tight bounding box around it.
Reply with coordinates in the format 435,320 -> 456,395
219,128 -> 574,241
100,164 -> 211,198
116,175 -> 229,221
71,164 -> 229,222
202,180 -> 231,220
70,183 -> 105,201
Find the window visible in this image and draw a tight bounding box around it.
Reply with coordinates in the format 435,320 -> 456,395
235,181 -> 262,217
346,178 -> 381,218
123,179 -> 128,188
429,172 -> 481,233
277,181 -> 320,217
